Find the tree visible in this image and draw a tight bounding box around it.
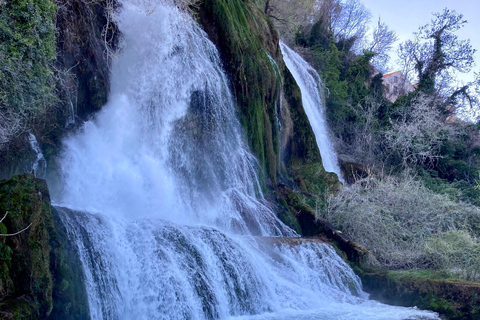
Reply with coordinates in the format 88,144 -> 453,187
320,173 -> 480,277
330,0 -> 371,52
367,18 -> 398,72
263,0 -> 320,42
265,0 -> 371,49
398,8 -> 477,111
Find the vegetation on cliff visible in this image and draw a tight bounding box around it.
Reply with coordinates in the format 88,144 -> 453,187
0,0 -> 118,180
0,0 -> 57,150
0,175 -> 88,319
197,0 -> 339,233
261,1 -> 480,316
0,0 -> 478,318
268,0 -> 480,278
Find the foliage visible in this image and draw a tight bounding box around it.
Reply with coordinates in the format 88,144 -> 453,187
363,269 -> 480,320
329,0 -> 370,52
0,175 -> 54,316
199,0 -> 338,197
265,0 -> 372,52
425,230 -> 480,281
320,174 -> 480,280
291,5 -> 480,213
0,0 -> 57,149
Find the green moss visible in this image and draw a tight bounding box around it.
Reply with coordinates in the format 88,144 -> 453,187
428,297 -> 465,319
282,68 -> 340,195
48,207 -> 90,320
198,0 -> 340,231
199,0 -> 282,186
0,175 -> 54,316
387,269 -> 461,281
274,195 -> 302,234
0,297 -> 38,320
360,266 -> 480,320
0,175 -> 89,319
0,0 -> 57,120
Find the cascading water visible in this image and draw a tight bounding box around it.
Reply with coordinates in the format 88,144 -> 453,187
57,0 -> 290,236
53,1 -> 439,319
280,42 -> 344,183
28,132 -> 46,178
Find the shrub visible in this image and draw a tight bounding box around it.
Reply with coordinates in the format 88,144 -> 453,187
319,174 -> 480,280
383,94 -> 453,167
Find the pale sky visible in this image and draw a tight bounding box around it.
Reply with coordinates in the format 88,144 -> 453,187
362,0 -> 480,84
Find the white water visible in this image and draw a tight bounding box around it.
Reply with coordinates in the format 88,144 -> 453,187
57,0 -> 290,237
28,132 -> 46,178
57,206 -> 438,320
53,1 -> 439,319
280,42 -> 344,183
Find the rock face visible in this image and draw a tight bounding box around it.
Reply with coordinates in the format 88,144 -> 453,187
0,0 -> 119,181
0,175 -> 88,320
55,0 -> 119,119
197,0 -> 339,235
197,0 -> 338,191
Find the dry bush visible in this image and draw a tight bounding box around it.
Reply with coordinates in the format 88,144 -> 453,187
383,94 -> 454,166
319,174 -> 480,280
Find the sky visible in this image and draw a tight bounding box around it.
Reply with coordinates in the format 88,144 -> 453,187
361,0 -> 480,85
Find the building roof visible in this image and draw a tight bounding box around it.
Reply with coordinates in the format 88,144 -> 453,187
383,71 -> 400,78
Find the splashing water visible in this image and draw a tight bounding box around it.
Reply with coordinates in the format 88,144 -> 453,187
280,42 -> 344,183
57,0 -> 290,236
53,1 -> 439,319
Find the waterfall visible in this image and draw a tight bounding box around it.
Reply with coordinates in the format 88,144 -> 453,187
56,206 -> 438,320
280,42 -> 344,183
28,132 -> 46,178
56,0 -> 291,237
52,1 -> 439,319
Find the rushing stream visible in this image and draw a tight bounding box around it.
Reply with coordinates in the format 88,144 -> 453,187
53,1 -> 439,319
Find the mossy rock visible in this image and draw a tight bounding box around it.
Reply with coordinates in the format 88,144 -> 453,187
55,0 -> 119,119
274,185 -> 367,262
359,267 -> 480,320
47,207 -> 89,320
0,174 -> 89,319
0,175 -> 55,317
198,0 -> 339,209
198,0 -> 283,187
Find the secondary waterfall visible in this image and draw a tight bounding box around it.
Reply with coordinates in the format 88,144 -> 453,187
28,132 -> 46,178
53,1 -> 439,319
280,42 -> 344,183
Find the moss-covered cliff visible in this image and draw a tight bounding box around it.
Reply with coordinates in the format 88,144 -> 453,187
197,0 -> 339,235
357,268 -> 480,320
0,0 -> 118,181
0,175 -> 88,320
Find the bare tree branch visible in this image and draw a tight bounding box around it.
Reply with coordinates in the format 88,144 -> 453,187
0,223 -> 32,237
